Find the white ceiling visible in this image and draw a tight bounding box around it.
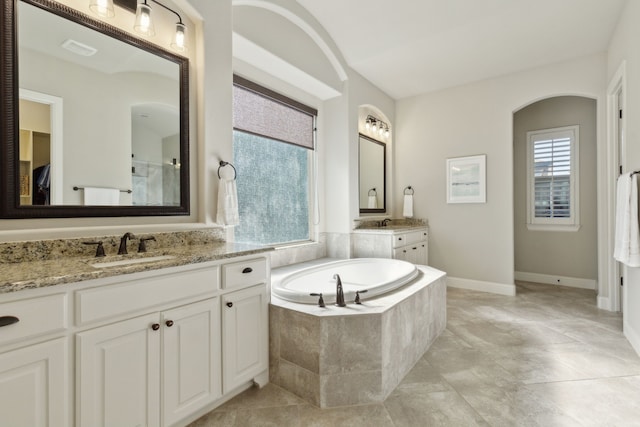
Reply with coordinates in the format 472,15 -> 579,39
296,0 -> 627,99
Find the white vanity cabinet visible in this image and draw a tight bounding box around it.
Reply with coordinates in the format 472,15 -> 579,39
0,338 -> 68,427
0,294 -> 70,427
393,229 -> 428,264
352,227 -> 429,265
221,284 -> 268,393
77,298 -> 219,427
0,252 -> 271,427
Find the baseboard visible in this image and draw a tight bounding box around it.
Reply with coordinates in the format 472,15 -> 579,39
624,320 -> 640,357
597,295 -> 612,311
447,276 -> 516,296
515,271 -> 596,290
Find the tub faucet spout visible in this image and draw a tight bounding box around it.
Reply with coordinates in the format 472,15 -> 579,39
334,274 -> 346,307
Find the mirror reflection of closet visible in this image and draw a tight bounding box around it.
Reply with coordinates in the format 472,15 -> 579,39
19,98 -> 52,206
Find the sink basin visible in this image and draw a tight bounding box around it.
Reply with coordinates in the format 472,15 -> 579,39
90,255 -> 175,268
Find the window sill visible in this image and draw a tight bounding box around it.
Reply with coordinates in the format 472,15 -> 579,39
526,224 -> 581,232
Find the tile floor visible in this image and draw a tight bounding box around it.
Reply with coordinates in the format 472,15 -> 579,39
189,282 -> 640,426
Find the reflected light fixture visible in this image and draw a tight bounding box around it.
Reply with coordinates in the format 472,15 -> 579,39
364,115 -> 390,139
89,0 -> 115,17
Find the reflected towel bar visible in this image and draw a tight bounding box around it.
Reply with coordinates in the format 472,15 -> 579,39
73,186 -> 132,194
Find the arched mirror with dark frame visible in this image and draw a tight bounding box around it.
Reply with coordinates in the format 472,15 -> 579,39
0,0 -> 190,218
359,133 -> 386,214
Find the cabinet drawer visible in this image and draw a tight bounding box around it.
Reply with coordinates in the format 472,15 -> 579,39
222,258 -> 267,289
76,266 -> 219,326
393,229 -> 428,247
0,293 -> 68,346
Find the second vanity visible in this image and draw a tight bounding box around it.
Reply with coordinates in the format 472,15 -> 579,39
0,231 -> 272,427
352,219 -> 429,265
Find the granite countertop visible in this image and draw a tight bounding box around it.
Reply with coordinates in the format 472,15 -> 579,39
0,231 -> 273,294
353,218 -> 428,232
352,225 -> 428,233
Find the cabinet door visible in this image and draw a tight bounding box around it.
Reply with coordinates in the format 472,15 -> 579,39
0,337 -> 68,427
77,313 -> 160,427
394,246 -> 411,262
222,285 -> 268,393
162,299 -> 220,427
418,242 -> 428,265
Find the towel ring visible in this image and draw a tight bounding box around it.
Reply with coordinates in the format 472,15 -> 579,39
218,161 -> 237,180
368,188 -> 377,196
404,186 -> 414,195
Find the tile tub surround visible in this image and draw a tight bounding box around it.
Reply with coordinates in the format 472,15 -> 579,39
269,260 -> 446,408
0,229 -> 273,293
190,282 -> 640,426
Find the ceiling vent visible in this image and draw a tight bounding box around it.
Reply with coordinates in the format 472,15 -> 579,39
61,39 -> 98,57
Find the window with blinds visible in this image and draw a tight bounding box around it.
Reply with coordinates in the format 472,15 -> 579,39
232,76 -> 317,245
526,126 -> 580,231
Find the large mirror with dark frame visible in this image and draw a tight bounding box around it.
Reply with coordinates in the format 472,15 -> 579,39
359,134 -> 386,214
0,0 -> 189,218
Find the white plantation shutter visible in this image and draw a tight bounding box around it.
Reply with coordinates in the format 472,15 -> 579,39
533,136 -> 571,218
527,126 -> 580,231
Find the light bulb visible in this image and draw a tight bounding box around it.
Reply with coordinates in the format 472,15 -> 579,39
365,120 -> 371,130
89,0 -> 115,17
385,128 -> 390,138
372,122 -> 378,133
171,22 -> 187,51
134,2 -> 155,36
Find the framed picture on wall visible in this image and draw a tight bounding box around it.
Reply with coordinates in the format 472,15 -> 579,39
446,154 -> 486,203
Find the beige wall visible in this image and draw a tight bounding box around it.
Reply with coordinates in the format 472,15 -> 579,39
513,96 -> 597,280
395,54 -> 605,292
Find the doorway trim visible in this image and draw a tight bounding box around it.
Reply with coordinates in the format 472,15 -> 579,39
19,89 -> 63,205
602,61 -> 627,312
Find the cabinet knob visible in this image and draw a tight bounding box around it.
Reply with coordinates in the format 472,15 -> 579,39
151,323 -> 160,331
165,320 -> 174,327
226,302 -> 233,308
242,267 -> 253,274
398,237 -> 403,241
0,316 -> 19,327
413,247 -> 417,250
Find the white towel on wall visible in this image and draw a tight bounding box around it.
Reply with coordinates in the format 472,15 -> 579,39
614,173 -> 640,267
217,178 -> 240,226
83,187 -> 120,206
403,194 -> 414,218
368,195 -> 377,209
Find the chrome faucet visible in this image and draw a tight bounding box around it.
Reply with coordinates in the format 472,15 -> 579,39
118,232 -> 136,255
334,274 -> 346,307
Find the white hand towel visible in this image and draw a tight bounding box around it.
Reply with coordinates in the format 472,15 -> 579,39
217,178 -> 240,226
614,173 -> 640,267
403,194 -> 414,218
83,187 -> 120,205
368,195 -> 377,209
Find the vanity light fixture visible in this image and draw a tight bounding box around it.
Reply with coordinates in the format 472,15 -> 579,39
90,0 -> 187,52
134,0 -> 155,36
365,115 -> 390,139
135,0 -> 187,52
89,0 -> 115,18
